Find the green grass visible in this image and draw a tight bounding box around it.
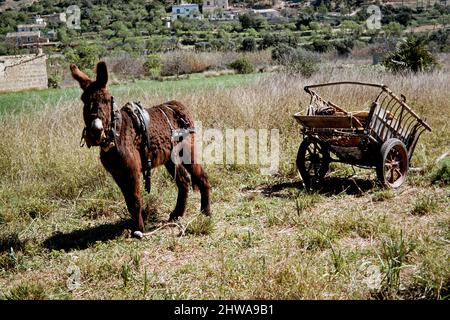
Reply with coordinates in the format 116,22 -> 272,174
0,72 -> 264,115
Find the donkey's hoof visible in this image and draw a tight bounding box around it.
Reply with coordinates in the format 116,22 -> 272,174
168,212 -> 181,222
133,231 -> 144,239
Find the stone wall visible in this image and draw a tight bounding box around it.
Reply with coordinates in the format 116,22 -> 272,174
0,54 -> 48,93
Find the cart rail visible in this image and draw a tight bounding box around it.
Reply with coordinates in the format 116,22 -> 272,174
302,81 -> 432,160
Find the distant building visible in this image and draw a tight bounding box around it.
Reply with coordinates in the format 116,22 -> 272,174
203,0 -> 229,13
171,4 -> 203,21
251,9 -> 280,20
207,9 -> 241,21
5,31 -> 49,49
34,16 -> 46,25
42,12 -> 67,24
46,29 -> 57,41
162,16 -> 172,28
17,24 -> 46,32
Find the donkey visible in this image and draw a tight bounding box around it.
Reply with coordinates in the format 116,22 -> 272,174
70,61 -> 211,238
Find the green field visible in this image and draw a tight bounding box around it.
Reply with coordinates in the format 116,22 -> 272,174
0,73 -> 265,115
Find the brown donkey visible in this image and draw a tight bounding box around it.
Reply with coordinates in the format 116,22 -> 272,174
70,61 -> 211,237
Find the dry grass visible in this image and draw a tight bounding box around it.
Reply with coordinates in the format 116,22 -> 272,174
159,50 -> 272,76
0,57 -> 449,299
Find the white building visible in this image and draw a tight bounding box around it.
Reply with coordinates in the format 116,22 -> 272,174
171,4 -> 203,21
203,0 -> 229,13
42,13 -> 67,24
34,16 -> 46,25
251,9 -> 280,20
17,24 -> 46,32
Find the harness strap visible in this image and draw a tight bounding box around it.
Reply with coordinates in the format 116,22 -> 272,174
158,106 -> 175,133
123,101 -> 152,193
159,105 -> 196,140
158,105 -> 197,182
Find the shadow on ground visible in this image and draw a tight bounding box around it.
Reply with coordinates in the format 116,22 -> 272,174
252,176 -> 376,198
42,205 -> 167,251
43,220 -> 131,251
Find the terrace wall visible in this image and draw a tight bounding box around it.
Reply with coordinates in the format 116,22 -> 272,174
0,54 -> 48,93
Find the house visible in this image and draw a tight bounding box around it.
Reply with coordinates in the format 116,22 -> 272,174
46,29 -> 57,41
17,24 -> 46,32
207,9 -> 240,21
203,0 -> 229,13
251,9 -> 280,20
171,4 -> 203,21
34,16 -> 46,25
42,12 -> 67,24
5,31 -> 49,49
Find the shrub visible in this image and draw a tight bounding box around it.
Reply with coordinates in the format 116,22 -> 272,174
383,37 -> 438,73
160,51 -> 211,76
143,54 -> 161,77
311,39 -> 332,53
239,13 -> 268,31
431,158 -> 450,186
411,195 -> 438,216
271,43 -> 295,62
272,45 -> 319,77
241,37 -> 257,52
429,29 -> 450,52
6,283 -> 47,300
185,216 -> 214,236
334,38 -> 355,56
229,57 -> 255,74
107,52 -> 145,78
372,189 -> 395,202
295,13 -> 313,30
47,75 -> 60,89
379,231 -> 416,295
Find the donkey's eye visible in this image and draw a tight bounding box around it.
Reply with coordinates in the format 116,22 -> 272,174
90,102 -> 99,111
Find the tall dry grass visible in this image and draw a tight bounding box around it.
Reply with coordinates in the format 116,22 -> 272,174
1,64 -> 449,197
0,60 -> 449,300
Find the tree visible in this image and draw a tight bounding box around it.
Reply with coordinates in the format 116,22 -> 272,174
311,39 -> 332,53
296,13 -> 313,30
384,22 -> 403,38
239,13 -> 268,31
383,37 -> 439,74
57,27 -> 69,45
111,21 -> 132,42
241,37 -> 257,52
334,38 -> 354,56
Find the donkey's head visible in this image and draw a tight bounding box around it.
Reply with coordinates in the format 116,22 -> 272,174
70,61 -> 111,148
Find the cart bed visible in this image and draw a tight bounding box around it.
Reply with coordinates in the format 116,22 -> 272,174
293,113 -> 363,130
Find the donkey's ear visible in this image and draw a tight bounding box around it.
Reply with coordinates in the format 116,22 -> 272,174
70,64 -> 91,90
95,61 -> 108,88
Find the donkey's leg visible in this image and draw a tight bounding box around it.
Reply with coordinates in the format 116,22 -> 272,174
113,171 -> 144,233
165,161 -> 190,221
183,163 -> 211,216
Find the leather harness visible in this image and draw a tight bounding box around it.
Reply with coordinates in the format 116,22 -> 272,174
80,96 -> 194,194
123,101 -> 152,193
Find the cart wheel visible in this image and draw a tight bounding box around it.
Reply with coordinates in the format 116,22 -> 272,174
376,138 -> 409,189
296,137 -> 330,190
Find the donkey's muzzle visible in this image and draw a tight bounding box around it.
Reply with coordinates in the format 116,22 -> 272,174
90,118 -> 105,145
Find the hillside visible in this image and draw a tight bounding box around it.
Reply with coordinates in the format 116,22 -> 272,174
0,0 -> 39,12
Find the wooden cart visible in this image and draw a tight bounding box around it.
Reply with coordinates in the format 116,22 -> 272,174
294,81 -> 432,189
